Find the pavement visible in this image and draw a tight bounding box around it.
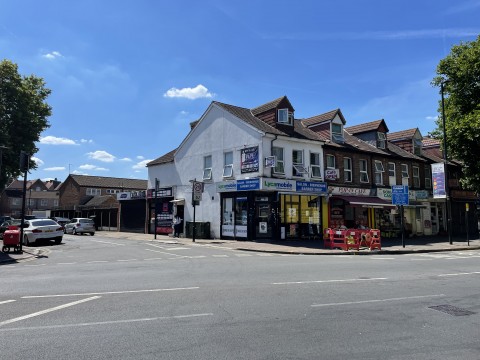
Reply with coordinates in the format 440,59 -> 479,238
1,231 -> 479,264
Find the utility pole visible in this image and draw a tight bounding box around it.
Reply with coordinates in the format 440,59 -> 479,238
441,80 -> 453,245
19,151 -> 30,253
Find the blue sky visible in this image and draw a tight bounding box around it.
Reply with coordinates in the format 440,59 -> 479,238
1,0 -> 479,182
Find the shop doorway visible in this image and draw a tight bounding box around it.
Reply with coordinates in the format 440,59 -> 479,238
255,202 -> 272,239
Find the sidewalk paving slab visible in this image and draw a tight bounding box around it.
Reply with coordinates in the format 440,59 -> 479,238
3,232 -> 479,264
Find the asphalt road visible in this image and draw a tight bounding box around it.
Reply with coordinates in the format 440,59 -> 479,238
1,234 -> 479,360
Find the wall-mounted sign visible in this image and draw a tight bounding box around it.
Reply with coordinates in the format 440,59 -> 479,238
432,163 -> 446,199
296,181 -> 327,194
117,191 -> 146,200
264,156 -> 276,168
325,169 -> 339,180
147,187 -> 173,199
330,186 -> 372,196
241,146 -> 259,173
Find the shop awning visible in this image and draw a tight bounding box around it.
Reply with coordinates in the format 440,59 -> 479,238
332,196 -> 395,208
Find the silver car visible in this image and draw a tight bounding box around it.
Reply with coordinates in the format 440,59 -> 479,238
64,218 -> 95,236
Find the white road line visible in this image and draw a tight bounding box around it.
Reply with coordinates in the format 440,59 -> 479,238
143,257 -> 164,261
438,271 -> 480,277
257,253 -> 275,257
186,255 -> 206,259
0,313 -> 214,332
87,261 -> 108,264
0,300 -> 16,305
212,255 -> 229,258
117,259 -> 138,262
21,287 -> 199,299
90,240 -> 125,246
273,277 -> 387,285
0,296 -> 100,327
24,264 -> 46,267
57,262 -> 77,265
145,248 -> 184,257
370,257 -> 395,260
235,254 -> 252,257
311,294 -> 445,307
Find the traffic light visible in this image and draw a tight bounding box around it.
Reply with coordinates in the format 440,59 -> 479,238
19,151 -> 29,172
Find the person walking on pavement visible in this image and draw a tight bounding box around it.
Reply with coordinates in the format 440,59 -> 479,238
172,215 -> 182,238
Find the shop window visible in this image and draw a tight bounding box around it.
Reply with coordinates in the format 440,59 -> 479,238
272,147 -> 285,174
374,160 -> 384,185
359,159 -> 369,183
203,155 -> 212,180
235,197 -> 248,226
425,166 -> 432,188
310,152 -> 322,178
388,162 -> 396,186
413,166 -> 420,188
344,157 -> 352,182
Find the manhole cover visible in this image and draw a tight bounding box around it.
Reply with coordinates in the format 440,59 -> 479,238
428,304 -> 476,316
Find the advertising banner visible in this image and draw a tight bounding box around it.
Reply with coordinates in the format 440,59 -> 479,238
432,163 -> 446,199
241,146 -> 259,173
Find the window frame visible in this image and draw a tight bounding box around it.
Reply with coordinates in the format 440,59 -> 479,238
86,188 -> 101,196
272,147 -> 285,175
359,159 -> 369,183
310,152 -> 322,179
377,132 -> 386,149
223,151 -> 234,178
425,166 -> 432,188
326,154 -> 336,169
401,164 -> 409,178
374,160 -> 384,185
277,108 -> 293,125
343,157 -> 352,182
292,150 -> 305,177
412,166 -> 420,188
203,155 -> 213,180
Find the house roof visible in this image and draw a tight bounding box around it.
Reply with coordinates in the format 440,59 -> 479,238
81,195 -> 118,209
422,137 -> 441,148
301,109 -> 344,127
251,96 -> 292,115
146,148 -> 177,167
345,119 -> 388,135
387,128 -> 418,141
66,175 -> 147,189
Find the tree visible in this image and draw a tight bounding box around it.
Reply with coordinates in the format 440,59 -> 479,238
0,59 -> 51,190
432,35 -> 480,193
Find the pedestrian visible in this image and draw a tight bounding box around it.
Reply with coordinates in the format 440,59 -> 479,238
172,215 -> 182,238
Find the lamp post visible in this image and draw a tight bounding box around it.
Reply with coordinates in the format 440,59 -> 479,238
441,80 -> 453,245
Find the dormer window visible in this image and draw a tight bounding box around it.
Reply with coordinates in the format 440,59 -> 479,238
331,123 -> 344,143
413,138 -> 422,156
278,108 -> 293,125
377,132 -> 386,149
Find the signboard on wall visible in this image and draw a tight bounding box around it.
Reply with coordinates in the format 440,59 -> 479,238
241,146 -> 259,173
432,163 -> 446,198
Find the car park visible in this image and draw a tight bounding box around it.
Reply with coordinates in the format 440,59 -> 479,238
51,217 -> 70,227
0,219 -> 21,240
22,219 -> 64,246
64,218 -> 95,236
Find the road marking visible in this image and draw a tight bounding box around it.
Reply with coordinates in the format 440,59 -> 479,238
22,287 -> 199,299
0,313 -> 214,332
145,248 -> 184,257
0,300 -> 16,305
0,296 -> 100,327
311,294 -> 445,307
212,255 -> 229,258
87,261 -> 108,264
437,271 -> 480,277
186,255 -> 206,259
235,254 -> 252,257
117,259 -> 138,262
143,257 -> 164,261
90,240 -> 125,246
370,257 -> 395,260
57,262 -> 77,265
24,264 -> 46,267
273,277 -> 387,285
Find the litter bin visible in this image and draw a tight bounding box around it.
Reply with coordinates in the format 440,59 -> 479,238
2,226 -> 21,253
185,222 -> 210,239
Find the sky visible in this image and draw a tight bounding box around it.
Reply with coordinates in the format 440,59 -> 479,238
1,0 -> 479,183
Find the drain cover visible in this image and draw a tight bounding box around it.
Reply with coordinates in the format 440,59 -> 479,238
429,304 -> 476,316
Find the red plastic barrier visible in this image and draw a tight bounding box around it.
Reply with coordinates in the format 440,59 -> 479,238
345,230 -> 360,251
332,230 -> 348,251
369,229 -> 381,250
324,228 -> 334,249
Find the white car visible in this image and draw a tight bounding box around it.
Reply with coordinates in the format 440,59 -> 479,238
22,219 -> 64,246
64,218 -> 95,236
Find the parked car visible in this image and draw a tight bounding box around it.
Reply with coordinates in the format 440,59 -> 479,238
51,217 -> 70,227
0,219 -> 21,240
0,216 -> 13,223
64,218 -> 95,236
22,219 -> 64,246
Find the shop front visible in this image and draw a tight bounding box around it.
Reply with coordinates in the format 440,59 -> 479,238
217,178 -> 327,241
147,187 -> 174,234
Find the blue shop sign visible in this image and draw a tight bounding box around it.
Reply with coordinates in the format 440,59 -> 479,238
296,181 -> 327,194
237,178 -> 260,191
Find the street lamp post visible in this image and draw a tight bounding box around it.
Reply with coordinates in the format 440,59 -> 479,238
441,80 -> 453,245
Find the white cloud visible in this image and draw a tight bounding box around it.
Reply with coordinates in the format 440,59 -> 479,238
42,51 -> 63,60
31,157 -> 44,166
72,170 -> 88,175
163,84 -> 214,99
79,164 -> 109,171
44,166 -> 66,171
426,116 -> 438,121
136,155 -> 144,160
86,150 -> 116,162
119,157 -> 132,162
132,159 -> 152,170
80,139 -> 94,144
39,136 -> 77,145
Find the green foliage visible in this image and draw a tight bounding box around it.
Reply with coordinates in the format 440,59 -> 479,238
432,36 -> 480,193
0,59 -> 51,190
